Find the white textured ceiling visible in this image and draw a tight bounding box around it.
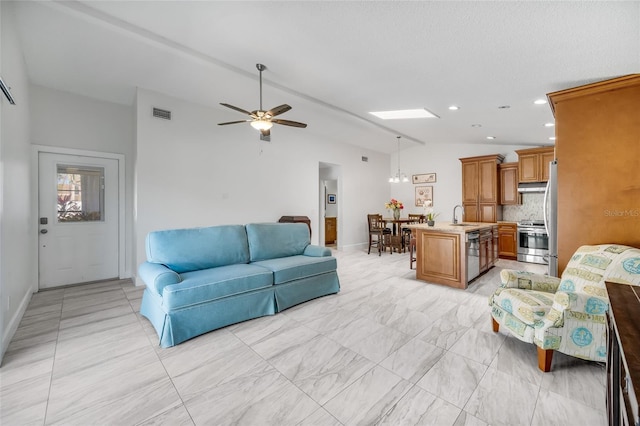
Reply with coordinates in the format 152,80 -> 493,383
10,1 -> 640,153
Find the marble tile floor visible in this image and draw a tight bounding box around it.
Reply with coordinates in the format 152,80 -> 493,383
0,249 -> 607,426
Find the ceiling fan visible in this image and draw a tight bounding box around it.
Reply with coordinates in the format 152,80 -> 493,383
218,63 -> 307,139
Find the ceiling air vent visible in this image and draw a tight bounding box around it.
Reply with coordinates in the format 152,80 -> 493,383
152,107 -> 171,120
361,156 -> 368,162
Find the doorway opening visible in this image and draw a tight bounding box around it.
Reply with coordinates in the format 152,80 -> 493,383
319,162 -> 341,249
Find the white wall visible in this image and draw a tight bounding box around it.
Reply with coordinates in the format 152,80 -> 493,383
0,1 -> 37,362
388,142 -> 530,222
134,88 -> 391,282
29,85 -> 135,278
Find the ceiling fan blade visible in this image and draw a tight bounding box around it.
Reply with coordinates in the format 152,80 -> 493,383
272,119 -> 307,128
220,103 -> 254,117
266,104 -> 291,117
218,120 -> 251,126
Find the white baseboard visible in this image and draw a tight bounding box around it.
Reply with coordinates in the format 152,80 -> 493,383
337,243 -> 368,251
1,289 -> 33,362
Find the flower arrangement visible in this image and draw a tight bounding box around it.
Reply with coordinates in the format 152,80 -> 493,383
423,199 -> 439,221
385,198 -> 404,211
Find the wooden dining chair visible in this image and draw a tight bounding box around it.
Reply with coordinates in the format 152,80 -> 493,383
367,214 -> 391,256
406,215 -> 425,268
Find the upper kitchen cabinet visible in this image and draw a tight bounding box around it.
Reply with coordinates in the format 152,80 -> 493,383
515,146 -> 555,183
499,162 -> 521,205
548,74 -> 640,274
460,154 -> 504,222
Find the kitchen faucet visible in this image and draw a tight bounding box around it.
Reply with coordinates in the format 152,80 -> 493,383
453,205 -> 464,224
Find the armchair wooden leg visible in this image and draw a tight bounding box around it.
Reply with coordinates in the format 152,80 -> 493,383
537,347 -> 554,372
491,317 -> 499,333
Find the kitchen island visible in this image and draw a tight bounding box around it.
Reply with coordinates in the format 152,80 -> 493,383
407,222 -> 498,289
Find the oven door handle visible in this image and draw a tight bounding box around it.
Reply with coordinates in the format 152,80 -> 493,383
519,228 -> 548,234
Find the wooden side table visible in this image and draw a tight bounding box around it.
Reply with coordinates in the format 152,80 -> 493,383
605,281 -> 640,426
278,216 -> 312,238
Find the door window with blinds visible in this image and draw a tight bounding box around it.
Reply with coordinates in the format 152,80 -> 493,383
57,164 -> 105,222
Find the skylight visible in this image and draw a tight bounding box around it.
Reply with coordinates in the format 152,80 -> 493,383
369,108 -> 439,120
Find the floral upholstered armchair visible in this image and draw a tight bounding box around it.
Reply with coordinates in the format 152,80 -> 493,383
490,244 -> 640,371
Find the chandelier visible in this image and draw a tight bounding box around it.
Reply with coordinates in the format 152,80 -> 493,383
389,136 -> 409,183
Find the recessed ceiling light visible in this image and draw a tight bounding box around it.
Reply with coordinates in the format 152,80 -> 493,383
369,108 -> 438,120
471,124 -> 482,128
498,105 -> 510,109
549,137 -> 556,141
544,122 -> 555,127
534,99 -> 547,105
486,136 -> 496,140
448,106 -> 459,110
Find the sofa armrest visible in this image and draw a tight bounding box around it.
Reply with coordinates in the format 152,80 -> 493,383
499,269 -> 561,293
552,290 -> 608,316
303,244 -> 331,257
534,290 -> 609,349
138,261 -> 181,295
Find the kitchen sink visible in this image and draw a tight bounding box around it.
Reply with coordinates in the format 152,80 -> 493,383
449,223 -> 475,226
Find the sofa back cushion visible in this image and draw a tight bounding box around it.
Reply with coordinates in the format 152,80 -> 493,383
558,244 -> 640,296
246,223 -> 310,262
146,225 -> 250,273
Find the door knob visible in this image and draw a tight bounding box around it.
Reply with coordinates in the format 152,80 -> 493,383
40,229 -> 48,234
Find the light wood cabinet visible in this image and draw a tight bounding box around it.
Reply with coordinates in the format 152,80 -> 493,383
479,226 -> 500,270
479,227 -> 493,273
460,154 -> 504,222
498,222 -> 517,259
416,230 -> 465,289
492,225 -> 499,266
414,224 -> 497,289
548,74 -> 640,273
461,161 -> 479,204
324,217 -> 336,244
515,146 -> 555,183
499,163 -> 521,205
540,150 -> 555,181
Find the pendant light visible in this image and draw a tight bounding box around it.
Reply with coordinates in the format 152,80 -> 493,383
389,136 -> 409,183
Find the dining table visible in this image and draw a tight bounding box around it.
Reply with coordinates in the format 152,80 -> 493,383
381,217 -> 416,254
382,217 -> 415,235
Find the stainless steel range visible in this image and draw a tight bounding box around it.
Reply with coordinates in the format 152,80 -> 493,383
517,219 -> 549,264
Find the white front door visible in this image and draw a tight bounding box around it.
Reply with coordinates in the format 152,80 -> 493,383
38,152 -> 119,288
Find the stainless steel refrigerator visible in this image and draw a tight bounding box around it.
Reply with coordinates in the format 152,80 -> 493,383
544,160 -> 558,277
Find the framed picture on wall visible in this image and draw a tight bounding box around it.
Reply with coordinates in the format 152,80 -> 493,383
327,194 -> 336,204
412,173 -> 437,184
415,186 -> 433,207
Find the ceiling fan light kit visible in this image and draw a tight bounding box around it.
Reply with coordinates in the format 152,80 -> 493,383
250,119 -> 273,131
218,63 -> 307,138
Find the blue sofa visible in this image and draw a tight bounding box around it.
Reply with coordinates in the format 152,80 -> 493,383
138,222 -> 340,347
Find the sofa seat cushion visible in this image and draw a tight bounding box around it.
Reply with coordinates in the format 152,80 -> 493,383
491,288 -> 554,327
162,264 -> 273,310
251,255 -> 337,285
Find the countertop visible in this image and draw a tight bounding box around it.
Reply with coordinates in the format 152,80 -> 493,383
406,222 -> 498,234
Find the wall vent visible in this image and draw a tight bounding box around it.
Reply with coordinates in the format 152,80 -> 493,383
361,156 -> 369,162
152,107 -> 171,120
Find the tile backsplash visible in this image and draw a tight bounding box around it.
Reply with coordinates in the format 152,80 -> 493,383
503,192 -> 545,222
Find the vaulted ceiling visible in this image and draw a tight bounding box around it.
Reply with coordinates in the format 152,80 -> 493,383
10,1 -> 640,153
